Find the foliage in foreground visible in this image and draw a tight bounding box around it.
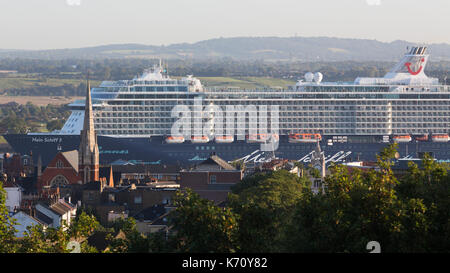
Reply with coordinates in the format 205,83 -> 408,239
0,144 -> 449,252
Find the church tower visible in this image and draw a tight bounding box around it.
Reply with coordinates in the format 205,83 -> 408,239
78,79 -> 99,184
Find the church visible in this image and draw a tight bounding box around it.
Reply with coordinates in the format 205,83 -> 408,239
37,80 -> 100,192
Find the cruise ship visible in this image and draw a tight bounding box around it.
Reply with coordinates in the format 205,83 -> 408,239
4,46 -> 450,166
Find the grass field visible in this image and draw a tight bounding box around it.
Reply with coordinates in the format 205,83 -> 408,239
0,74 -> 101,92
0,95 -> 83,106
0,75 -> 295,91
0,76 -> 295,106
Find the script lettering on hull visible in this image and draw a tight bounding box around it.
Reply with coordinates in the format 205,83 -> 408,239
233,150 -> 352,165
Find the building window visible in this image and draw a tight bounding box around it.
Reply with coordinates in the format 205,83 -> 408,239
313,179 -> 322,189
210,175 -> 217,184
51,175 -> 69,188
56,160 -> 64,168
134,196 -> 142,204
84,167 -> 90,183
88,192 -> 95,201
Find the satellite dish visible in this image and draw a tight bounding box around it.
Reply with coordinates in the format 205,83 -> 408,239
314,72 -> 323,84
305,72 -> 314,82
394,152 -> 400,159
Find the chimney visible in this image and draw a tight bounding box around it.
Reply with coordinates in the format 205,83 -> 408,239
37,155 -> 42,177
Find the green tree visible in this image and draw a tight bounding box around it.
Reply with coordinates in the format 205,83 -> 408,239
70,211 -> 100,239
229,170 -> 309,252
46,119 -> 64,132
395,153 -> 450,252
18,224 -> 70,253
109,217 -> 148,253
169,188 -> 239,253
287,144 -> 434,253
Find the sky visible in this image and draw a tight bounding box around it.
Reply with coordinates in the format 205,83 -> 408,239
0,0 -> 449,50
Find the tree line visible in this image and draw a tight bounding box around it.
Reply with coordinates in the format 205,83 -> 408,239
1,144 -> 448,253
1,58 -> 449,82
0,102 -> 70,134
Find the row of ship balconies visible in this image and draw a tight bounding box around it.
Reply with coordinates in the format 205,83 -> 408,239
95,128 -> 449,137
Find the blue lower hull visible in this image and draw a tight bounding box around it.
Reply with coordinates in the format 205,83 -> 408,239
3,134 -> 450,167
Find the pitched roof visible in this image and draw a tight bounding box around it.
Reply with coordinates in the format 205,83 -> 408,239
35,209 -> 54,225
61,150 -> 79,173
12,211 -> 48,227
198,155 -> 236,170
132,204 -> 167,222
49,200 -> 75,216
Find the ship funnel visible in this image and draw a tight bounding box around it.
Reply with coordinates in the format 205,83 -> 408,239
385,46 -> 429,78
355,46 -> 438,85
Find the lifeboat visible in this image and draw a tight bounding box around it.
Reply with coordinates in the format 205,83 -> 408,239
393,135 -> 412,143
215,135 -> 234,143
246,134 -> 279,143
191,136 -> 210,143
165,136 -> 185,144
415,134 -> 429,142
288,133 -> 322,143
431,134 -> 449,143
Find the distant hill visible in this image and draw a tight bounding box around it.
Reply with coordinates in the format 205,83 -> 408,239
2,37 -> 450,61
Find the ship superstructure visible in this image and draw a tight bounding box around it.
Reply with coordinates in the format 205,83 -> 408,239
57,47 -> 449,140
4,47 -> 450,166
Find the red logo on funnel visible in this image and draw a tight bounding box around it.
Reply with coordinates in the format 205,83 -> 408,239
405,58 -> 425,75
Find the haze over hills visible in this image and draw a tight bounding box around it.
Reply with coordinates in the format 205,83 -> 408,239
1,37 -> 450,61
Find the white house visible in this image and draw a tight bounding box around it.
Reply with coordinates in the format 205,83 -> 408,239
3,181 -> 23,213
35,199 -> 77,230
10,211 -> 47,238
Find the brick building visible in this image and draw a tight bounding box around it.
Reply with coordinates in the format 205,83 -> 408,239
111,164 -> 181,186
2,153 -> 35,179
80,179 -> 178,226
36,80 -> 101,193
38,150 -> 81,191
180,154 -> 243,203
